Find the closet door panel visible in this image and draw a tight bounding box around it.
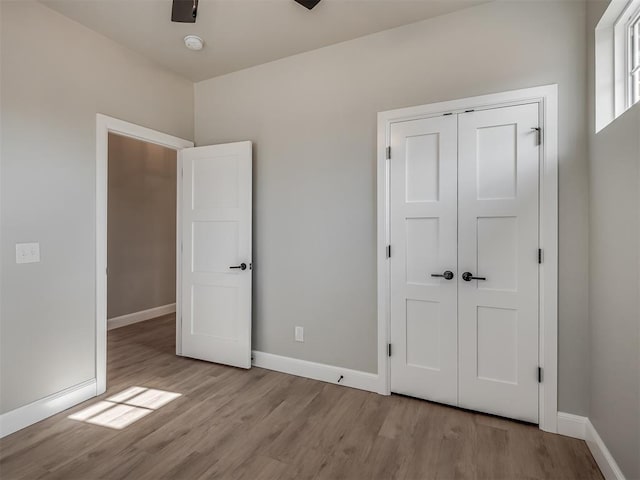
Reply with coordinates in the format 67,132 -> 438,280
457,104 -> 540,423
389,116 -> 458,405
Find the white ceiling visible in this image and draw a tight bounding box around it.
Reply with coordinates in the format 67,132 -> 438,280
41,0 -> 486,82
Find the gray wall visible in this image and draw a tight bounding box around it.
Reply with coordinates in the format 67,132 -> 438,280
587,2 -> 640,478
1,0 -> 606,426
0,1 -> 193,414
107,134 -> 177,319
195,1 -> 590,414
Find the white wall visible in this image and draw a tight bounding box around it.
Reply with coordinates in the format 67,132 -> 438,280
195,1 -> 590,414
0,1 -> 193,414
587,2 -> 640,478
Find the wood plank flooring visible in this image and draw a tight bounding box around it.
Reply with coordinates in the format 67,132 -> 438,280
0,315 -> 602,479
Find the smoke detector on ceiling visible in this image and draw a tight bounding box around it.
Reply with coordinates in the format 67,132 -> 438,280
184,35 -> 204,51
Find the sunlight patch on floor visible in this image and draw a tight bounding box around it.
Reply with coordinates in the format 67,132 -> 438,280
68,387 -> 181,430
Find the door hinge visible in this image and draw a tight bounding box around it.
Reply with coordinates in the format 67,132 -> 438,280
538,248 -> 543,264
538,367 -> 543,383
532,127 -> 542,146
386,245 -> 391,259
388,343 -> 392,357
386,146 -> 391,160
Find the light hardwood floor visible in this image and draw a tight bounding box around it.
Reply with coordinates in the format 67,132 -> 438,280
1,315 -> 602,480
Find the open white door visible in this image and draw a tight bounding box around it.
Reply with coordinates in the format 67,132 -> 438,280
180,141 -> 252,368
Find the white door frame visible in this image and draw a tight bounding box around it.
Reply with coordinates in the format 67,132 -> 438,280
95,114 -> 194,395
376,84 -> 559,433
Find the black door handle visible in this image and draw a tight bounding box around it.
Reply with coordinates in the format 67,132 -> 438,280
229,263 -> 247,271
462,272 -> 486,281
431,270 -> 454,280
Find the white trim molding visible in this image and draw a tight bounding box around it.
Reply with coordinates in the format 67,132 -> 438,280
585,419 -> 627,480
557,412 -> 626,480
252,351 -> 382,394
96,114 -> 193,396
377,85 -> 559,432
0,380 -> 96,438
107,303 -> 176,330
557,411 -> 588,440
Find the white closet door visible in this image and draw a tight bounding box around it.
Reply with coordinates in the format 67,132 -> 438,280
389,115 -> 458,405
457,104 -> 540,423
180,141 -> 252,369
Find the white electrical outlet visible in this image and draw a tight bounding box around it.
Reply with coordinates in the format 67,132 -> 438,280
16,242 -> 40,264
295,326 -> 304,342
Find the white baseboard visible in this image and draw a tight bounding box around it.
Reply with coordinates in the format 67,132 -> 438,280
557,412 -> 626,480
585,418 -> 626,480
107,303 -> 176,330
557,412 -> 587,440
252,350 -> 382,394
0,379 -> 97,438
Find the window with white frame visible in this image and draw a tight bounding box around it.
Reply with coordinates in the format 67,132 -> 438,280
627,8 -> 640,106
596,0 -> 640,131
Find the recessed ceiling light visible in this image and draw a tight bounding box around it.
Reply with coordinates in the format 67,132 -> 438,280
184,35 -> 204,51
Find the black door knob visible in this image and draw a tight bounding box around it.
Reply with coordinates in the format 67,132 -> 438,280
462,272 -> 486,281
431,270 -> 454,280
229,263 -> 247,271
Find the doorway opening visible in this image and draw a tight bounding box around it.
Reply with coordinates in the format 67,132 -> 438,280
96,114 -> 194,395
107,133 -> 177,333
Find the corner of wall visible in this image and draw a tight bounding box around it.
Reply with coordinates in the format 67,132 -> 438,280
191,82 -> 196,145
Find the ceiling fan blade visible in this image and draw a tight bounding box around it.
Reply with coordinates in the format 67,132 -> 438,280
172,0 -> 198,23
294,0 -> 322,10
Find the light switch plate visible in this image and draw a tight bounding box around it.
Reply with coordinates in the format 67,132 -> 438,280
16,242 -> 40,264
295,326 -> 304,342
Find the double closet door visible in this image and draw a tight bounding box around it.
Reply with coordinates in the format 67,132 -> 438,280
389,103 -> 540,423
